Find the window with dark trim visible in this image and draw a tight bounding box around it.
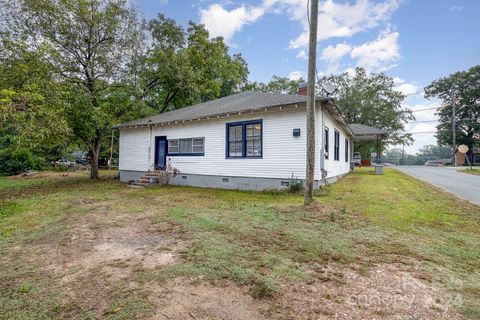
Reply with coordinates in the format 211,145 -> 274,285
168,137 -> 204,156
345,138 -> 349,162
334,130 -> 340,161
324,127 -> 329,159
226,120 -> 262,158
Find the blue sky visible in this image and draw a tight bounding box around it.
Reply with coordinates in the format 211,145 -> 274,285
132,0 -> 480,153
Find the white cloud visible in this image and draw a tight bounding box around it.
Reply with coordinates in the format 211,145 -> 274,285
343,67 -> 356,78
449,5 -> 462,12
393,77 -> 404,85
199,4 -> 264,42
320,42 -> 352,72
395,83 -> 418,96
198,0 -> 402,76
296,49 -> 307,60
391,100 -> 440,154
321,43 -> 352,63
404,122 -> 438,154
289,71 -> 305,80
404,102 -> 439,122
350,30 -> 400,71
286,0 -> 401,49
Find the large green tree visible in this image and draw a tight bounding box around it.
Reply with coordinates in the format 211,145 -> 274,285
425,65 -> 480,161
19,0 -> 141,179
321,68 -> 413,156
138,14 -> 249,113
0,35 -> 70,174
244,76 -> 304,94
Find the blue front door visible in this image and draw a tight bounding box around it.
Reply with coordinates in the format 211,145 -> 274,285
154,136 -> 167,170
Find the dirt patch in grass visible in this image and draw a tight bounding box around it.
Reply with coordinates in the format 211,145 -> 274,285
146,277 -> 269,320
54,221 -> 180,284
278,263 -> 462,320
8,172 -> 73,180
2,197 -> 184,316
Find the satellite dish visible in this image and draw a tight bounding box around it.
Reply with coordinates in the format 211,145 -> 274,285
320,82 -> 337,96
458,144 -> 469,154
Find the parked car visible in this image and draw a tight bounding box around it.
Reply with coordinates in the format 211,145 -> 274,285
353,152 -> 362,166
55,158 -> 75,166
75,158 -> 90,165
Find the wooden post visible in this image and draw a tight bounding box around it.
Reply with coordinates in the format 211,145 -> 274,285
304,0 -> 319,205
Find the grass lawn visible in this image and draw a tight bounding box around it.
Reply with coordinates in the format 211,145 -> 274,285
459,168 -> 480,176
0,168 -> 479,319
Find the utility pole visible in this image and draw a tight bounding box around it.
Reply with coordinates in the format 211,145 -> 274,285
452,102 -> 457,167
304,0 -> 318,205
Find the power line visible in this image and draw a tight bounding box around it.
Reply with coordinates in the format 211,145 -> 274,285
408,120 -> 439,123
404,90 -> 424,97
407,118 -> 480,124
410,106 -> 440,112
408,131 -> 437,134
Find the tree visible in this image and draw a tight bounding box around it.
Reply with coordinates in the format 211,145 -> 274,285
0,34 -> 70,174
425,65 -> 480,162
244,76 -> 304,94
321,68 -> 414,157
138,15 -> 249,113
19,0 -> 141,179
416,144 -> 452,160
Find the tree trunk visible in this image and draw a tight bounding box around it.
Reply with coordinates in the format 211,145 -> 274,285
90,134 -> 101,179
161,90 -> 178,113
304,0 -> 319,205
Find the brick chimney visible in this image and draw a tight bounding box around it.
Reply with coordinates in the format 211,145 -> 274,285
298,82 -> 308,96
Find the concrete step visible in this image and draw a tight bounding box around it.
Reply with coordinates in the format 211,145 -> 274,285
132,181 -> 150,187
145,173 -> 162,177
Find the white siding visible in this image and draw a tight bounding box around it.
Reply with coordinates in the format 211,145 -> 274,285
321,110 -> 352,178
119,127 -> 151,171
149,108 -> 310,180
118,105 -> 352,181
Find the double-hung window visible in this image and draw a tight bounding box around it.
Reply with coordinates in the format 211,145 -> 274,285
345,138 -> 349,162
334,130 -> 340,161
324,127 -> 329,159
168,137 -> 204,156
227,120 -> 262,158
228,125 -> 243,157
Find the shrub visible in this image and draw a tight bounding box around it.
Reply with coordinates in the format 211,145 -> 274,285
0,147 -> 44,175
288,173 -> 302,193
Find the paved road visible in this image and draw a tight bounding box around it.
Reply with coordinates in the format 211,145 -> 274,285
394,166 -> 480,205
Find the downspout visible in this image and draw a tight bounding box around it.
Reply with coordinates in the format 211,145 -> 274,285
350,139 -> 354,172
319,102 -> 326,182
148,125 -> 153,171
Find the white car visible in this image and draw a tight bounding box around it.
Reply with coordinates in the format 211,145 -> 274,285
55,159 -> 74,166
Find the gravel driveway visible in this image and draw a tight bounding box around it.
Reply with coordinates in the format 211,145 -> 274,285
394,166 -> 480,205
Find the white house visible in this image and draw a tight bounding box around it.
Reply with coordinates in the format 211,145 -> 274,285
115,90 -> 358,190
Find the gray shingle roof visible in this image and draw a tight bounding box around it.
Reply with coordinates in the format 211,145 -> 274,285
115,91 -> 317,128
349,123 -> 388,137
114,90 -> 356,136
